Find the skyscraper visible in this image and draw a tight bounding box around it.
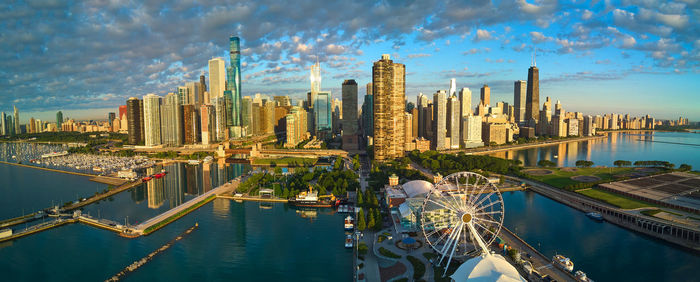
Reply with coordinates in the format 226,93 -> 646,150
13,106 -> 20,135
309,60 -> 321,109
373,54 -> 405,162
240,96 -> 252,136
361,93 -> 373,139
314,91 -> 332,137
200,104 -> 216,145
182,104 -> 200,144
462,115 -> 483,148
108,112 -> 116,126
525,64 -> 540,125
447,94 -> 460,149
161,93 -> 183,146
480,84 -> 490,106
458,87 -> 472,144
208,57 -> 226,101
186,82 -> 202,106
56,111 -> 63,131
127,97 -> 143,144
448,78 -> 457,97
226,36 -> 242,137
177,86 -> 189,105
213,97 -> 228,140
342,79 -> 359,150
0,112 -> 6,135
514,80 -> 526,123
143,94 -> 162,147
200,74 -> 207,101
433,90 -> 447,150
417,92 -> 429,138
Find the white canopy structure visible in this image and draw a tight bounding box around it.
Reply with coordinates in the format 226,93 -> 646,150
450,253 -> 527,282
402,180 -> 432,198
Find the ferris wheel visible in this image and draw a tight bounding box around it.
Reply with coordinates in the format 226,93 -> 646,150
420,171 -> 505,274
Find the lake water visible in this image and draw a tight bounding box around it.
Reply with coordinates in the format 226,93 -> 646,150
489,131 -> 700,168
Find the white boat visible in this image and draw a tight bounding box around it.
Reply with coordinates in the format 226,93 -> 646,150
344,215 -> 354,231
553,254 -> 574,272
203,156 -> 214,163
575,270 -> 593,282
344,234 -> 353,248
187,160 -> 201,165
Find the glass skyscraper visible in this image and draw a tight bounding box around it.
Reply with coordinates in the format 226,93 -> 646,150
226,36 -> 242,137
314,91 -> 332,135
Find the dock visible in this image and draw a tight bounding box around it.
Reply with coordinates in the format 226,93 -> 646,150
0,218 -> 77,243
64,180 -> 143,210
132,179 -> 240,235
0,160 -> 124,183
0,212 -> 42,229
218,195 -> 288,203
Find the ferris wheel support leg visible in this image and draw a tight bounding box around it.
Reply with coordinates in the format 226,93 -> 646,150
437,222 -> 462,267
443,223 -> 465,277
468,221 -> 489,255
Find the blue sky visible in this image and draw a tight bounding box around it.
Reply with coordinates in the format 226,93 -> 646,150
0,0 -> 698,122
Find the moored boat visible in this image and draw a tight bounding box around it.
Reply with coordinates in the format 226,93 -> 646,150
344,234 -> 353,248
575,270 -> 593,282
344,216 -> 354,231
553,254 -> 574,272
586,212 -> 604,221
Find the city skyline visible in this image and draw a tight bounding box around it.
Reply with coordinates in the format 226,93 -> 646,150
1,1 -> 698,121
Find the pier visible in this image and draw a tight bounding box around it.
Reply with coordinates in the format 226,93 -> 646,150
0,218 -> 77,243
0,160 -> 124,183
218,195 -> 289,203
64,179 -> 143,210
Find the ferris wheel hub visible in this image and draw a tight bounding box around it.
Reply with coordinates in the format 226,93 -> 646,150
461,213 -> 472,223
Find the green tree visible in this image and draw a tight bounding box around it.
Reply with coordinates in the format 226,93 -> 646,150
614,160 -> 631,167
357,190 -> 364,206
537,159 -> 556,167
679,164 -> 692,171
357,209 -> 366,231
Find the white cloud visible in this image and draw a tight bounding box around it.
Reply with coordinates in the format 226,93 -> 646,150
473,29 -> 493,42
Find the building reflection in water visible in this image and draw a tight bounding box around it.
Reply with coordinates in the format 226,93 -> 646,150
202,162 -> 212,192
147,167 -> 165,209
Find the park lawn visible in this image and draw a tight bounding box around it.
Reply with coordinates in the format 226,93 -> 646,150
526,167 -> 635,188
251,157 -> 317,167
577,188 -> 655,209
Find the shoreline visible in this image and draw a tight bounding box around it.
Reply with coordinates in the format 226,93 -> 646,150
0,160 -> 123,183
445,135 -> 606,155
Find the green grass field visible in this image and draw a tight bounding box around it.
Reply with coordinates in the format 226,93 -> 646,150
524,167 -> 637,188
577,188 -> 655,209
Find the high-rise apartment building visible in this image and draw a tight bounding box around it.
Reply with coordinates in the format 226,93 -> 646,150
404,112 -> 414,151
208,58 -> 226,101
411,107 -> 418,139
126,97 -> 143,144
0,112 -> 6,135
514,80 -> 526,123
161,93 -> 183,146
417,92 -> 429,138
182,105 -> 200,144
177,86 -> 189,105
212,97 -> 228,140
372,54 -> 405,162
447,94 -> 460,149
240,96 -> 252,136
525,65 -> 540,125
462,115 -> 483,148
200,104 -> 216,145
143,94 -> 162,147
361,94 -> 373,139
309,61 -> 321,109
285,106 -> 308,148
108,112 -> 116,127
341,79 -> 359,150
273,96 -> 291,107
480,85 -> 490,106
433,90 -> 447,150
263,100 -> 275,135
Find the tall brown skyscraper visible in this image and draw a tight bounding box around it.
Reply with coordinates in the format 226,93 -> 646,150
480,84 -> 490,106
372,54 -> 405,162
526,65 -> 540,124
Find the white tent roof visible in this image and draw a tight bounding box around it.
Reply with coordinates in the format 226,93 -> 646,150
398,202 -> 413,218
402,180 -> 432,198
450,254 -> 527,282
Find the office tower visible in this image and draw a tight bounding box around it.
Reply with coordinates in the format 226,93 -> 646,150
422,103 -> 433,142
240,96 -> 252,136
309,60 -> 321,109
182,104 -> 200,144
273,96 -> 291,107
143,94 -> 162,147
411,107 -> 418,139
263,100 -> 275,135
285,106 -> 308,148
417,92 -> 429,137
610,113 -> 619,130
372,54 -> 406,162
342,79 -> 359,150
447,94 -> 460,149
332,98 -> 342,135
161,93 -> 183,146
480,84 -> 490,106
0,112 -> 5,135
118,105 -> 127,120
554,100 -> 564,116
6,115 -> 14,136
361,94 -> 373,139
514,80 -> 526,123
226,36 -> 242,137
404,111 -> 414,151
525,64 -> 540,124
208,57 -> 226,101
13,106 -> 19,135
56,111 -> 63,131
448,78 -> 457,97
186,82 -> 202,106
212,97 -> 228,140
200,105 -> 216,145
176,86 -> 189,105
462,115 -> 483,148
126,97 -> 142,144
200,74 -> 207,98
314,91 -> 332,137
108,112 -> 116,127
433,90 -> 447,150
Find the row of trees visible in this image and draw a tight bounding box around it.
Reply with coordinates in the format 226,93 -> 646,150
408,150 -> 521,176
367,157 -> 429,191
575,160 -> 594,168
356,207 -> 382,231
614,160 -> 682,169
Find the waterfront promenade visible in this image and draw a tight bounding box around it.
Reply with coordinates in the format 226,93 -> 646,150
443,135 -> 605,155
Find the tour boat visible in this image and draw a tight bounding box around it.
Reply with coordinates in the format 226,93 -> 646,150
142,176 -> 152,182
344,216 -> 354,231
553,254 -> 574,272
344,234 -> 353,248
288,186 -> 335,208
